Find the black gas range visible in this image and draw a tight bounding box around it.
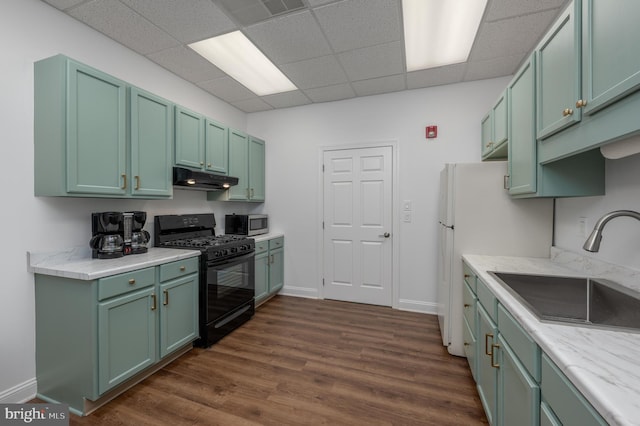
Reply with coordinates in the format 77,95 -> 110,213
154,213 -> 255,347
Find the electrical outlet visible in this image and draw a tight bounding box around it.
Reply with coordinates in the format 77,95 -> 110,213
403,211 -> 412,223
578,217 -> 588,238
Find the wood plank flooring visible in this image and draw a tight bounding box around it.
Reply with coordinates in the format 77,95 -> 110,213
66,295 -> 487,425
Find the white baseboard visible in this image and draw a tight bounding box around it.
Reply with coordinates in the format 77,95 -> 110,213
278,285 -> 318,299
397,299 -> 437,315
0,378 -> 37,403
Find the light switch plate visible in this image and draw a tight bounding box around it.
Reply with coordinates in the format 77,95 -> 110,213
403,211 -> 412,223
403,200 -> 412,211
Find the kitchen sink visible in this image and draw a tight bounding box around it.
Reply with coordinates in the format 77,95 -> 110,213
488,272 -> 640,332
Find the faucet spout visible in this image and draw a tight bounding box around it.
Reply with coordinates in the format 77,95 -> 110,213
583,210 -> 640,252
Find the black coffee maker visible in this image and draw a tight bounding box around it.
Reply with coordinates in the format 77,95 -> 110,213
123,211 -> 150,255
90,212 -> 124,259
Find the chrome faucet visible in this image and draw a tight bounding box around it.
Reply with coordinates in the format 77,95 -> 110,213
583,210 -> 640,252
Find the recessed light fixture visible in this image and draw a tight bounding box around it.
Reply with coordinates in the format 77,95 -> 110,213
189,31 -> 297,96
402,0 -> 488,72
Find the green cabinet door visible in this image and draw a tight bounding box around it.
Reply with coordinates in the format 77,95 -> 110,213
497,335 -> 540,426
159,274 -> 199,358
227,129 -> 250,200
205,119 -> 229,175
582,0 -> 640,115
175,106 -> 205,170
130,87 -> 172,197
98,286 -> 157,394
254,250 -> 269,303
481,113 -> 493,158
477,305 -> 498,426
508,56 -> 537,196
249,136 -> 265,201
67,61 -> 127,195
536,0 -> 582,139
269,246 -> 284,293
481,91 -> 508,160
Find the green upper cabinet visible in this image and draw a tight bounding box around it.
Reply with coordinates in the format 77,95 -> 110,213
130,88 -> 173,197
34,55 -> 172,199
581,0 -> 640,115
536,0 -> 582,140
210,130 -> 265,202
481,91 -> 508,160
508,56 -> 537,196
205,119 -> 229,175
174,106 -> 205,170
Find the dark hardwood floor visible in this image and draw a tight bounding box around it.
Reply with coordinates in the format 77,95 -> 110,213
66,295 -> 487,425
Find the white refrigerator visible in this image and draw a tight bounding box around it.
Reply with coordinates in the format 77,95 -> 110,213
437,162 -> 553,356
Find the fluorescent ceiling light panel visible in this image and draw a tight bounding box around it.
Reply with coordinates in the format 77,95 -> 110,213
189,31 -> 297,96
403,0 -> 487,71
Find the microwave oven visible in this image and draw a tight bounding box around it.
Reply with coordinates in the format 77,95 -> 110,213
225,214 -> 268,236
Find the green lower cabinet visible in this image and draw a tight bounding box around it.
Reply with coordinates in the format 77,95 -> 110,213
254,236 -> 284,306
98,286 -> 157,395
477,305 -> 498,425
34,257 -> 199,415
497,335 -> 540,426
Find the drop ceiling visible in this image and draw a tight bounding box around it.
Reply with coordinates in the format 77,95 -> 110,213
42,0 -> 570,113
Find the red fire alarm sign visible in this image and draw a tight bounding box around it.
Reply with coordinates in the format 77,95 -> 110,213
426,125 -> 437,139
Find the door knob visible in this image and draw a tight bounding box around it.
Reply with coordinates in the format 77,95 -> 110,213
379,232 -> 390,238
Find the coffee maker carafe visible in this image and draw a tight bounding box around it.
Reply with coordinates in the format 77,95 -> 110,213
123,211 -> 150,255
90,212 -> 124,259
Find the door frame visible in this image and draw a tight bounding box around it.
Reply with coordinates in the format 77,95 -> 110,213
317,141 -> 400,308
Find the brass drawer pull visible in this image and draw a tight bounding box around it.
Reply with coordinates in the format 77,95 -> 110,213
121,174 -> 127,189
128,278 -> 136,285
134,175 -> 140,190
575,99 -> 587,108
151,294 -> 157,311
491,344 -> 501,368
464,303 -> 471,308
163,290 -> 169,306
485,333 -> 494,356
562,108 -> 574,117
180,266 -> 186,272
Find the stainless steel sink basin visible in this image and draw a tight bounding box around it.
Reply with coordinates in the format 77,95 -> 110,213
488,272 -> 640,332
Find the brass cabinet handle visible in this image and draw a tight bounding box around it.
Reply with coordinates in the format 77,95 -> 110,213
575,99 -> 587,108
464,342 -> 470,347
464,303 -> 471,308
504,175 -> 510,190
207,163 -> 212,167
250,188 -> 255,198
200,162 -> 204,166
491,344 -> 501,368
163,290 -> 169,306
485,333 -> 494,356
134,175 -> 140,190
270,254 -> 274,264
121,174 -> 127,189
180,266 -> 186,272
464,274 -> 470,278
562,108 -> 574,116
485,142 -> 494,148
151,294 -> 157,311
128,278 -> 136,285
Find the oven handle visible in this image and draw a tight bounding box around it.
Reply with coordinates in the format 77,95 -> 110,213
208,250 -> 255,267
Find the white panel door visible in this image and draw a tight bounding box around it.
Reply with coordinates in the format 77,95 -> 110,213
323,146 -> 393,306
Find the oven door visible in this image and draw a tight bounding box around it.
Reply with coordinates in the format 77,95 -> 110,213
206,251 -> 255,323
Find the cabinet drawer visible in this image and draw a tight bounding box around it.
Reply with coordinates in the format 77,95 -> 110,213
463,281 -> 477,329
541,353 -> 607,426
159,257 -> 199,282
498,304 -> 541,381
98,267 -> 155,301
463,262 -> 476,292
476,277 -> 497,321
269,236 -> 284,250
254,240 -> 268,254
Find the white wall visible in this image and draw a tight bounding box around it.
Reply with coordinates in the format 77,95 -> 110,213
1,0 -> 258,402
555,153 -> 640,269
247,77 -> 510,309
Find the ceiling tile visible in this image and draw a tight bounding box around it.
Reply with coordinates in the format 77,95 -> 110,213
262,90 -> 311,109
279,55 -> 348,89
307,0 -> 339,6
246,11 -> 332,65
197,76 -> 257,102
42,0 -> 85,9
337,41 -> 404,81
231,98 -> 274,113
303,83 -> 355,103
120,0 -> 236,43
407,63 -> 466,90
146,46 -> 226,83
486,0 -> 569,22
67,0 -> 180,55
352,74 -> 406,97
471,10 -> 561,62
465,53 -> 527,81
313,0 -> 401,53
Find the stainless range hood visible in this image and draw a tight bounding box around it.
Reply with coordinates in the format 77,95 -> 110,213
173,167 -> 239,191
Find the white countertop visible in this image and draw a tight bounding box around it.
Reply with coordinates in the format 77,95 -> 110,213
27,247 -> 201,281
250,232 -> 284,243
463,248 -> 640,426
